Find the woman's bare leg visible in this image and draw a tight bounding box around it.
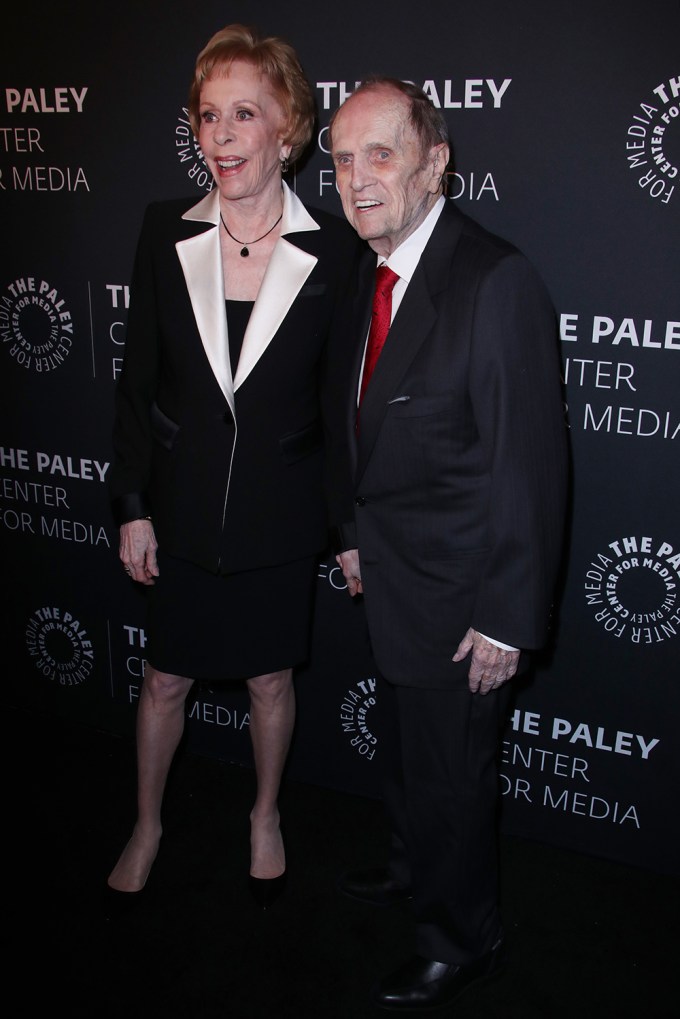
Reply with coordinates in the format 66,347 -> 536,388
246,669 -> 295,879
107,665 -> 194,892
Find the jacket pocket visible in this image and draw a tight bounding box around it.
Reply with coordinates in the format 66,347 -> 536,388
388,392 -> 454,418
279,420 -> 323,465
151,402 -> 180,451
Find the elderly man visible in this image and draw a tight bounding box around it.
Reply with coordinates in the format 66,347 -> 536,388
326,78 -> 568,1010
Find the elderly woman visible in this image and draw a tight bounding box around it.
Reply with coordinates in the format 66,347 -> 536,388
107,24 -> 359,907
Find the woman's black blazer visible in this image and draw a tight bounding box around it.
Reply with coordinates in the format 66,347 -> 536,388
109,183 -> 360,574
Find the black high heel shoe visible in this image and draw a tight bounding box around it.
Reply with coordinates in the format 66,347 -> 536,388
248,871 -> 286,909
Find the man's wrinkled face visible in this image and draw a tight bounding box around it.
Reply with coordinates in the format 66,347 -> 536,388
331,87 -> 447,257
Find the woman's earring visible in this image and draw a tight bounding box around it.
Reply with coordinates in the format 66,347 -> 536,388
280,156 -> 289,174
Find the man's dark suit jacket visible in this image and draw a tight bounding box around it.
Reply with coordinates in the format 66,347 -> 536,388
109,183 -> 360,575
327,200 -> 568,689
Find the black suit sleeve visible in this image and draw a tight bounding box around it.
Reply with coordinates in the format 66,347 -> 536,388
108,204 -> 160,525
321,244 -> 365,553
468,252 -> 568,649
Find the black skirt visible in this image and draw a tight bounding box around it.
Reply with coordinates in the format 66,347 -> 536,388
146,551 -> 317,681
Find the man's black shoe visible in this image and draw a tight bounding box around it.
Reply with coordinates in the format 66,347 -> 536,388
372,940 -> 504,1010
338,867 -> 412,906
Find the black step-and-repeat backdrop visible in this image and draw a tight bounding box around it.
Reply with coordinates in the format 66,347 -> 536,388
2,1 -> 678,876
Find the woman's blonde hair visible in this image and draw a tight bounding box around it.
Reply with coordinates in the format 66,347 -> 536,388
188,24 -> 316,163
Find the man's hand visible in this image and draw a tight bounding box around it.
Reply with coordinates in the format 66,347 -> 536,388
453,627 -> 519,695
336,548 -> 363,597
120,519 -> 159,586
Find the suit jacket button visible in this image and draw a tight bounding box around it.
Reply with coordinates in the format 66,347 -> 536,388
355,496 -> 367,507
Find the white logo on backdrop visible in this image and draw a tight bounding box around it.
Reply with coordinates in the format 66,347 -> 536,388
625,74 -> 679,206
340,678 -> 378,761
1,277 -> 74,372
175,109 -> 214,192
25,607 -> 95,686
584,536 -> 680,644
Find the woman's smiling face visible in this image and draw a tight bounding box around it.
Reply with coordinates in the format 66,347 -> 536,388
198,60 -> 291,207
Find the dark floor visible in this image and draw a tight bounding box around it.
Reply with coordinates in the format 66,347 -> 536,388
10,705 -> 677,1018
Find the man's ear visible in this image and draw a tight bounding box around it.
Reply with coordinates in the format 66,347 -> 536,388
429,143 -> 449,193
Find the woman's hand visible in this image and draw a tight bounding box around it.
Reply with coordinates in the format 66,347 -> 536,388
120,519 -> 159,585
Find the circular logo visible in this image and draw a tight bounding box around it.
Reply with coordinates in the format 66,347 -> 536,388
584,536 -> 680,644
1,277 -> 74,372
340,678 -> 378,759
175,109 -> 214,192
25,607 -> 95,685
625,74 -> 679,206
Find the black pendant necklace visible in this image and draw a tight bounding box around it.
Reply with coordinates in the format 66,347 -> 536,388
220,210 -> 283,257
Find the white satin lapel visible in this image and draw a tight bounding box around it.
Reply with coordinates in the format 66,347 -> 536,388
233,238 -> 317,390
176,194 -> 234,414
175,183 -> 319,401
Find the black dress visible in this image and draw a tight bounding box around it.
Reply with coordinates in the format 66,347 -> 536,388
146,300 -> 317,680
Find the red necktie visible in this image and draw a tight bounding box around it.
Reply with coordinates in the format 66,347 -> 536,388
359,265 -> 400,406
